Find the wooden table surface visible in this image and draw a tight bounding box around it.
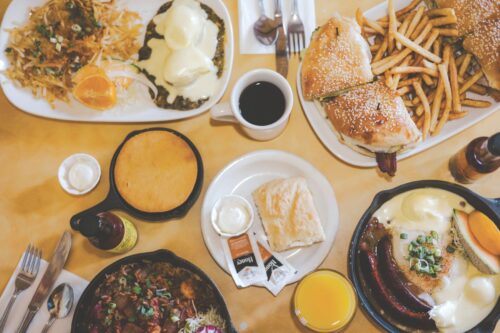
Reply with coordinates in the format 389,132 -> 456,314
0,0 -> 499,332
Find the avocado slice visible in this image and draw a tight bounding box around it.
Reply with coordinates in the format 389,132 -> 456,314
452,209 -> 500,274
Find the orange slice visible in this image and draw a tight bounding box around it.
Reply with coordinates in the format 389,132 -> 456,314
73,73 -> 117,110
73,64 -> 105,84
469,210 -> 500,255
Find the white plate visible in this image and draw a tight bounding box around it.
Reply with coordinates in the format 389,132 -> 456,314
201,150 -> 339,285
0,0 -> 234,122
297,0 -> 499,167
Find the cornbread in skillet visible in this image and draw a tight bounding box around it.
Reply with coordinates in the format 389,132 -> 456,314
301,13 -> 373,100
253,177 -> 325,252
114,131 -> 198,213
322,81 -> 421,155
462,17 -> 500,90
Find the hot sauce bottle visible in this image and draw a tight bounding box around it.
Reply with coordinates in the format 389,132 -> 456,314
449,133 -> 500,184
72,212 -> 138,253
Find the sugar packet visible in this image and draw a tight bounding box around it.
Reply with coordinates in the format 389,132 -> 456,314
256,239 -> 297,296
221,233 -> 266,288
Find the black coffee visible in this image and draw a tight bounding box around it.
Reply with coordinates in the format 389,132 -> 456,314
239,81 -> 286,126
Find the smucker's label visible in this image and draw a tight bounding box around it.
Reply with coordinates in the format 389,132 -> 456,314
256,239 -> 297,296
221,233 -> 266,288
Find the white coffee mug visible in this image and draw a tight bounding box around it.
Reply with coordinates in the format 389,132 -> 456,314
211,69 -> 293,141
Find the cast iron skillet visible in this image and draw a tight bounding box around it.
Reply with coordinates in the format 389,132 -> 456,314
348,180 -> 500,333
70,127 -> 203,227
71,249 -> 237,333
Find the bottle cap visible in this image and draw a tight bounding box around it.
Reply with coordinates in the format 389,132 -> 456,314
79,215 -> 101,237
487,133 -> 500,156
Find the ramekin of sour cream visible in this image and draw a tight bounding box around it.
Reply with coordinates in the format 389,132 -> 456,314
211,195 -> 254,237
58,153 -> 101,195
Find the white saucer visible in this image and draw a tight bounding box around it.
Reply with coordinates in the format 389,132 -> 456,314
201,150 -> 339,286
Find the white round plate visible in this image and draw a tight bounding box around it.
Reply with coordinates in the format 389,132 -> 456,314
296,0 -> 499,167
0,0 -> 234,123
201,150 -> 339,285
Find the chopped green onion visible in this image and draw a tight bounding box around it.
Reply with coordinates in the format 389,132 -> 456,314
400,233 -> 408,239
446,245 -> 456,253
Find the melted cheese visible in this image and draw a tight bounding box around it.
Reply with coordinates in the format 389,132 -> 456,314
374,188 -> 500,333
139,0 -> 220,104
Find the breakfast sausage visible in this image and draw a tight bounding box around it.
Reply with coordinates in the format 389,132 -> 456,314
377,236 -> 432,312
359,248 -> 436,329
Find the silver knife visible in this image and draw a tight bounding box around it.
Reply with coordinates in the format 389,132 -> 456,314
16,231 -> 72,333
274,0 -> 288,77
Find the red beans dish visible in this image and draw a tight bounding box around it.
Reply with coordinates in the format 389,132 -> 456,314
87,262 -> 227,333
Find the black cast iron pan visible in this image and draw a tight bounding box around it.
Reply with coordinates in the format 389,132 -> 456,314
70,127 -> 203,227
71,249 -> 237,333
348,180 -> 500,333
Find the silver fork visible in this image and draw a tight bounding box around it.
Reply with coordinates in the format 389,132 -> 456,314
0,245 -> 42,333
286,0 -> 306,57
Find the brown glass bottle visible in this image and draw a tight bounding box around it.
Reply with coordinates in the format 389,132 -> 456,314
449,133 -> 500,184
72,212 -> 138,253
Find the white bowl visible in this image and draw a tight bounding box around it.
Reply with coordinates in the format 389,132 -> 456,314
210,195 -> 255,237
58,153 -> 101,195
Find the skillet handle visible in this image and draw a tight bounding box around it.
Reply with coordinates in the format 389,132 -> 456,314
69,193 -> 120,230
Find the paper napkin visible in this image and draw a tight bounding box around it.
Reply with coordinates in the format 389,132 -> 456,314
0,256 -> 88,333
238,0 -> 316,54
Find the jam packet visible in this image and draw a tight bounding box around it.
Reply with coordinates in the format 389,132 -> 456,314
221,233 -> 266,288
256,239 -> 297,296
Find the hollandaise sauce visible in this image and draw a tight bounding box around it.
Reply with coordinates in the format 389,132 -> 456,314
294,270 -> 357,332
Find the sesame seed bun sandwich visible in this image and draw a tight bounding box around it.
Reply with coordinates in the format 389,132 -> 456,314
462,16 -> 500,91
320,81 -> 421,176
301,13 -> 374,100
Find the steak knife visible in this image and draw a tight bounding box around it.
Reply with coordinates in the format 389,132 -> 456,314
16,231 -> 72,333
274,0 -> 288,77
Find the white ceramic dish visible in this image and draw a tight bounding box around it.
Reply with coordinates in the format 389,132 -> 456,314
58,153 -> 101,195
297,0 -> 499,167
0,0 -> 234,123
210,195 -> 255,237
201,150 -> 339,285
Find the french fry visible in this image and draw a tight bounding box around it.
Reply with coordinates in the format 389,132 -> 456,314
429,16 -> 457,27
385,71 -> 394,88
364,27 -> 378,34
388,0 -> 397,50
397,86 -> 411,95
468,84 -> 488,95
449,54 -> 461,113
413,81 -> 431,138
422,73 -> 435,86
442,44 -> 452,67
397,13 -> 414,49
389,65 -> 438,76
448,111 -> 468,120
458,53 -> 472,77
423,59 -> 437,71
461,99 -> 492,108
404,99 -> 415,107
366,18 -> 386,35
370,43 -> 381,51
394,31 -> 442,63
427,8 -> 456,17
436,28 -> 459,37
455,53 -> 466,67
410,15 -> 429,39
391,56 -> 412,89
405,6 -> 425,38
459,70 -> 484,94
413,29 -> 440,66
430,78 -> 444,131
433,39 -> 441,58
356,8 -> 365,28
434,64 -> 452,134
398,77 -> 420,87
373,36 -> 389,62
372,50 -> 411,75
396,0 -> 422,17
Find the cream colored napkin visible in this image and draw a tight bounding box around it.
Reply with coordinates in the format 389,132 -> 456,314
238,0 -> 316,54
0,255 -> 88,333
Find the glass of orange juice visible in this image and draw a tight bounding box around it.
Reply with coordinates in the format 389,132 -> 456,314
293,269 -> 357,332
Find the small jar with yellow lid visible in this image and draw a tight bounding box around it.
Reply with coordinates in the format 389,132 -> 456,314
293,269 -> 357,332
